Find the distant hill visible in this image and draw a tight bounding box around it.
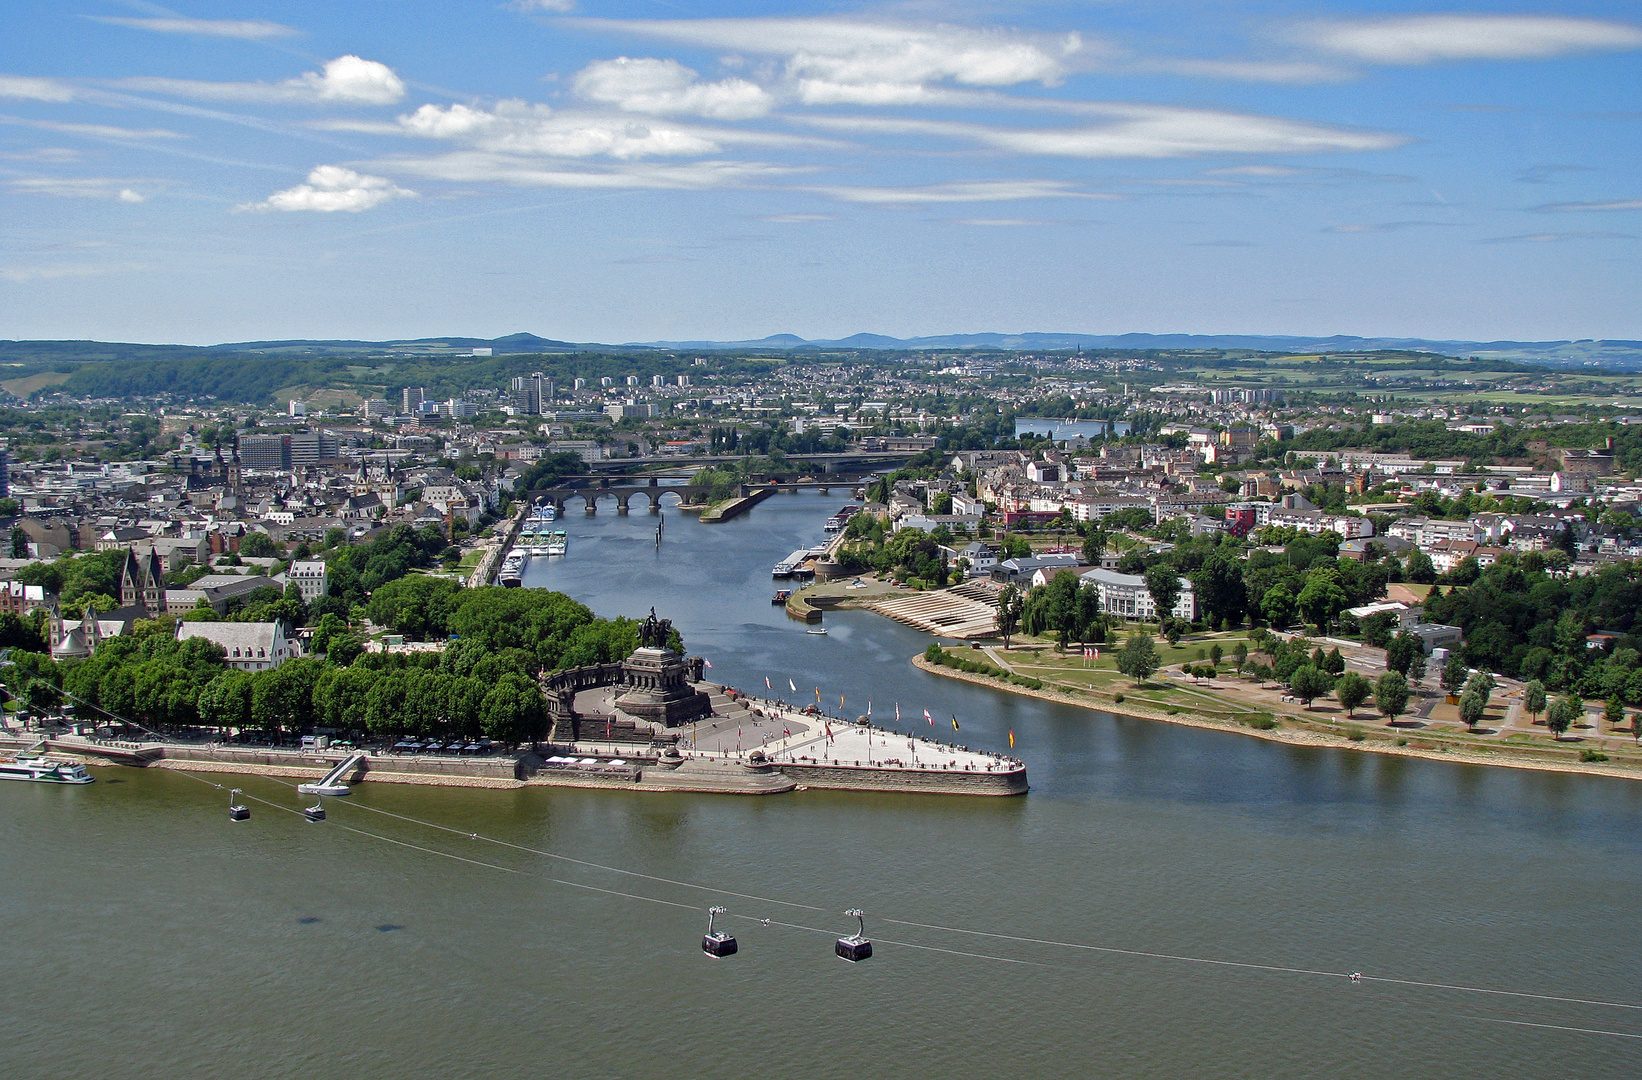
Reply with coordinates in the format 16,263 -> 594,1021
618,332 -> 1642,368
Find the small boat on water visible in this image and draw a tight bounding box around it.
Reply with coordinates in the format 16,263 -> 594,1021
772,589 -> 792,604
0,753 -> 94,784
806,627 -> 829,636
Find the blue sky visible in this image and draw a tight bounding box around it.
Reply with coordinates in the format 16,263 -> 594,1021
2,1 -> 1639,345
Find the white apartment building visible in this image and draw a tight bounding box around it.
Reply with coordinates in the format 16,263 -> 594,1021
1078,568 -> 1198,622
287,560 -> 329,603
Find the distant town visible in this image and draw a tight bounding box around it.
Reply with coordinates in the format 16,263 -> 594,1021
0,341 -> 1640,779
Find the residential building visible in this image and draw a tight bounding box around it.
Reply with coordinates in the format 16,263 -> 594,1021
1078,567 -> 1198,622
177,619 -> 301,671
287,560 -> 329,604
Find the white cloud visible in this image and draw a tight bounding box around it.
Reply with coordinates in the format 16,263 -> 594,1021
800,106 -> 1405,159
573,58 -> 773,120
509,0 -> 576,12
119,55 -> 406,105
1302,15 -> 1642,64
89,17 -> 300,40
0,75 -> 77,102
950,217 -> 1058,226
1534,198 -> 1642,212
6,177 -> 151,200
1325,221 -> 1456,233
384,101 -> 832,160
243,166 -> 416,212
573,17 -> 1087,103
762,213 -> 835,222
806,179 -> 1098,205
376,152 -> 798,190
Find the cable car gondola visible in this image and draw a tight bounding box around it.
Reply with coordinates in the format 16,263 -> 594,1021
835,908 -> 872,963
702,905 -> 737,958
228,789 -> 249,821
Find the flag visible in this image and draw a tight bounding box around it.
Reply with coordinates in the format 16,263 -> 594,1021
839,692 -> 845,708
1083,648 -> 1093,659
825,723 -> 832,740
789,678 -> 797,693
1008,729 -> 1015,748
704,659 -> 713,669
923,708 -> 933,725
952,716 -> 961,731
765,676 -> 773,690
1092,648 -> 1099,662
867,700 -> 873,718
815,687 -> 822,702
783,727 -> 791,737
895,703 -> 901,723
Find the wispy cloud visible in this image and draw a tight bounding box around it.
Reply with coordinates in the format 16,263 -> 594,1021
1325,221 -> 1458,233
948,217 -> 1063,226
762,213 -> 834,222
117,56 -> 406,106
573,58 -> 773,120
800,106 -> 1404,159
1533,198 -> 1642,213
87,17 -> 301,40
1514,165 -> 1595,184
1479,231 -> 1635,243
241,166 -> 416,212
377,152 -> 801,190
0,261 -> 146,283
6,177 -> 151,201
331,101 -> 838,160
509,0 -> 577,12
0,114 -> 187,140
0,75 -> 77,102
806,179 -> 1099,205
1299,15 -> 1642,64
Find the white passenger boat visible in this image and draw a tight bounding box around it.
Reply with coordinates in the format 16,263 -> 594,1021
545,530 -> 568,556
498,550 -> 527,587
0,754 -> 94,784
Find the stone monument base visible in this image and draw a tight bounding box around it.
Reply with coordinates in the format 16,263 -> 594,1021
613,647 -> 712,726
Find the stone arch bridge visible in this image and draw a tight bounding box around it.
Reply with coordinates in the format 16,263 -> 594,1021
523,477 -> 870,515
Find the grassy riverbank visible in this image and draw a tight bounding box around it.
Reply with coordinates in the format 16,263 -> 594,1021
912,651 -> 1642,783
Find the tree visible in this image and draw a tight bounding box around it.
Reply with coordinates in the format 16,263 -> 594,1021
1603,697 -> 1625,731
1143,564 -> 1180,624
1081,529 -> 1108,567
1191,553 -> 1245,627
1323,647 -> 1345,675
1441,655 -> 1469,697
995,584 -> 1022,649
1296,566 -> 1348,634
1210,643 -> 1224,668
1261,583 -> 1296,628
1116,632 -> 1159,686
239,531 -> 278,559
480,671 -> 547,745
1375,671 -> 1410,723
198,671 -> 253,732
1233,641 -> 1249,675
1334,670 -> 1371,719
1522,679 -> 1547,725
1458,688 -> 1488,732
1386,631 -> 1420,677
1289,665 -> 1333,710
1546,697 -> 1574,740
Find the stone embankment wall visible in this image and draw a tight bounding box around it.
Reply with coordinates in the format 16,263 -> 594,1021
778,761 -> 1027,796
153,746 -> 521,787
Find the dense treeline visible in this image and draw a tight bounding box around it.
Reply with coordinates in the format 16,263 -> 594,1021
0,583 -> 672,745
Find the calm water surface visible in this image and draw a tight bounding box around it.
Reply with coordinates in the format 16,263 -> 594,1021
5,492 -> 1639,1079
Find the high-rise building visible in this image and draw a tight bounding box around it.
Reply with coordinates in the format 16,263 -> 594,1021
362,399 -> 392,419
676,375 -> 690,388
288,400 -> 307,417
651,374 -> 666,388
600,377 -> 614,388
573,378 -> 586,391
238,434 -> 292,470
289,429 -> 339,466
626,376 -> 640,387
510,372 -> 552,414
401,387 -> 426,413
0,447 -> 9,499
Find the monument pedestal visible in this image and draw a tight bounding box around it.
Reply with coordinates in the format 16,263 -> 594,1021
613,647 -> 711,726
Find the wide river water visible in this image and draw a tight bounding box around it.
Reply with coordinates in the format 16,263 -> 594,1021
5,491 -> 1640,1079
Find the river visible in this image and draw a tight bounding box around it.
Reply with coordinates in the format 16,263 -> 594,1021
4,491 -> 1639,1079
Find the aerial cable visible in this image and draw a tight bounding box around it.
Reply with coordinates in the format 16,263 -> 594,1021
149,762 -> 1642,1019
